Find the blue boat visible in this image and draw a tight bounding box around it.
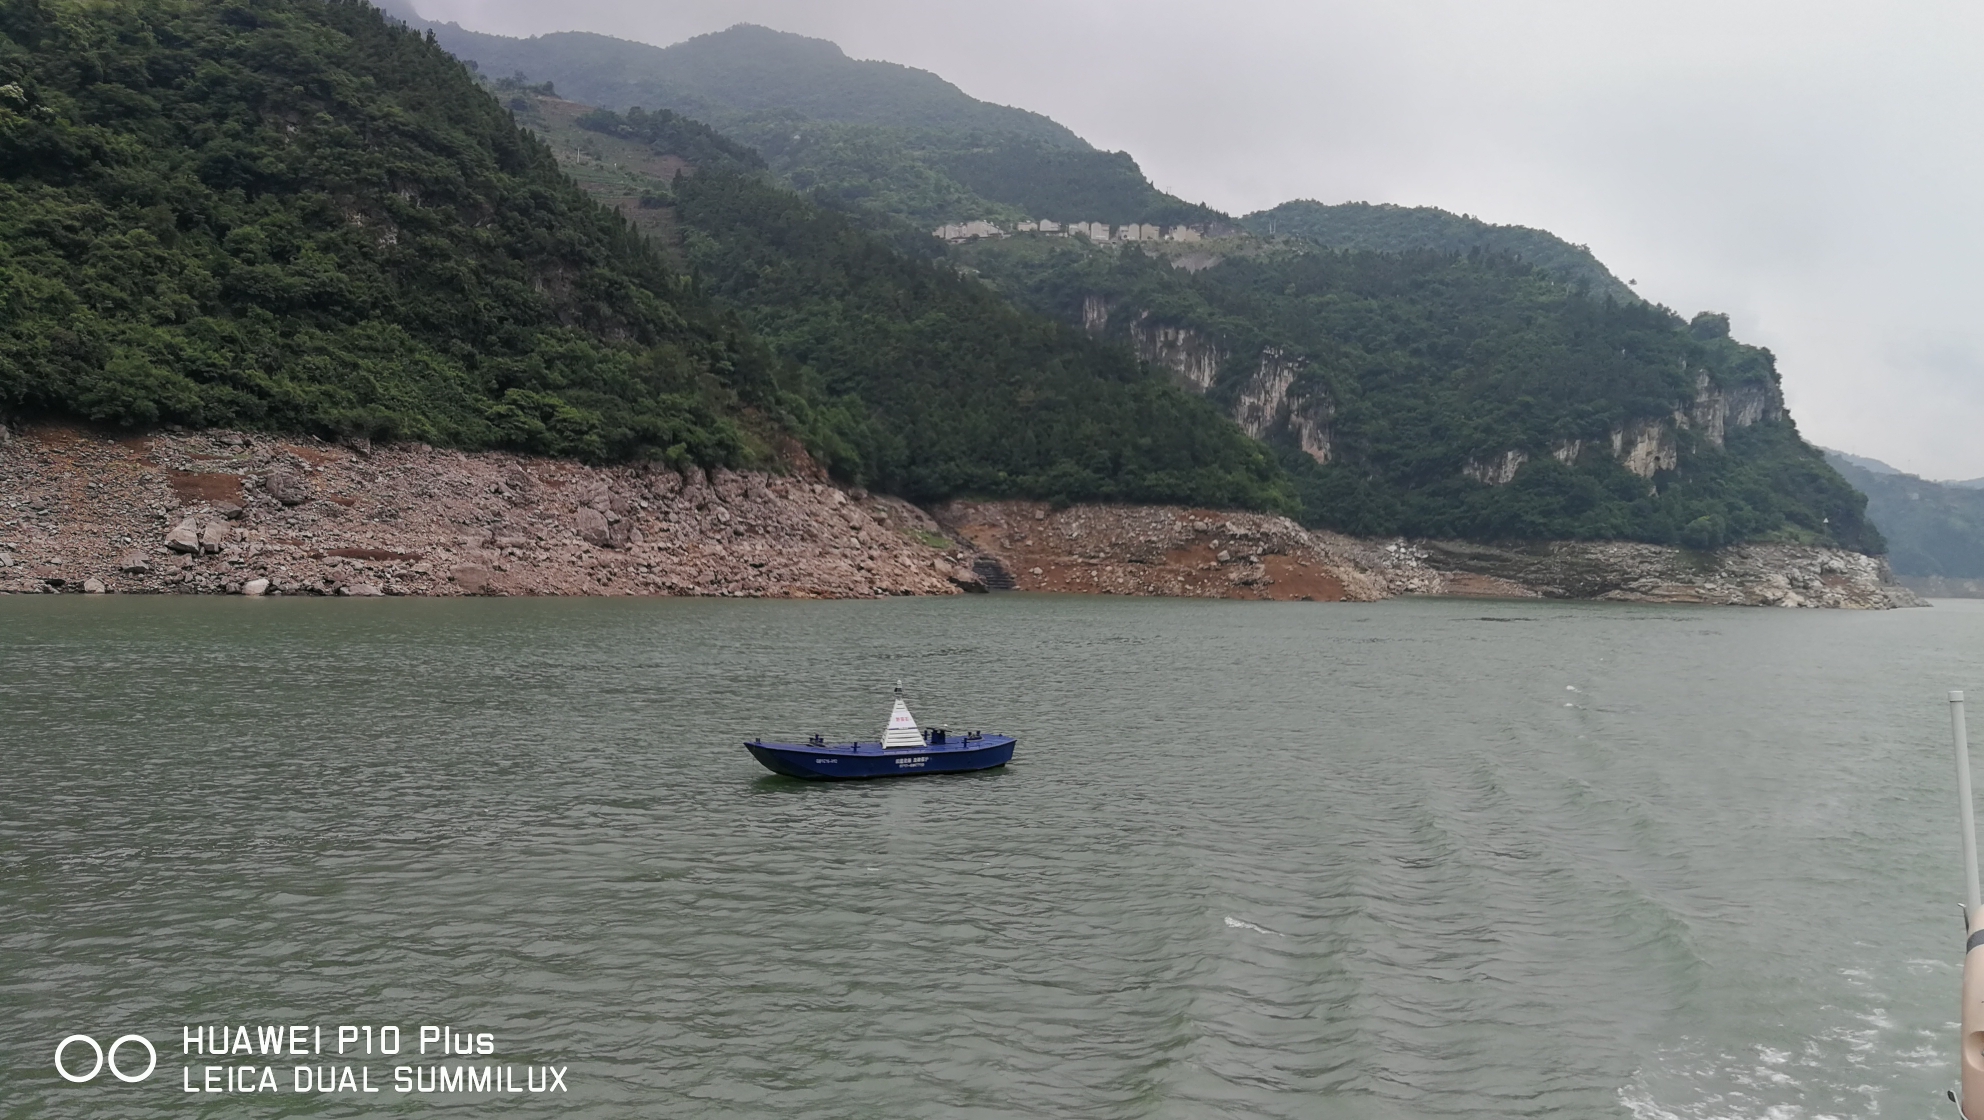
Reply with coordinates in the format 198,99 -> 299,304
745,685 -> 1017,780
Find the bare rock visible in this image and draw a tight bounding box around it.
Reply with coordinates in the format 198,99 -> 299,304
340,582 -> 384,597
115,550 -> 150,573
213,502 -> 245,520
945,564 -> 988,593
576,507 -> 612,547
81,577 -> 105,594
198,521 -> 228,553
264,470 -> 309,506
452,565 -> 495,593
241,578 -> 270,597
165,519 -> 201,553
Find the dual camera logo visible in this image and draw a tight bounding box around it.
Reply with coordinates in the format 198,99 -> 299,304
54,1033 -> 157,1084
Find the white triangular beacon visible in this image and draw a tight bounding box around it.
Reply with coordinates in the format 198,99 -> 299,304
882,681 -> 923,749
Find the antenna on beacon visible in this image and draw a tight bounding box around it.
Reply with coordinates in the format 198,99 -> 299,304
1952,690 -> 1984,1118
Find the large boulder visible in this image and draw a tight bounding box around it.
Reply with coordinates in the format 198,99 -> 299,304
198,521 -> 228,554
576,507 -> 613,547
117,550 -> 151,573
264,470 -> 309,506
451,565 -> 495,594
241,578 -> 270,597
164,519 -> 201,554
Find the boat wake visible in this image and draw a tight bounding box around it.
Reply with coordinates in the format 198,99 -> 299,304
1223,915 -> 1284,937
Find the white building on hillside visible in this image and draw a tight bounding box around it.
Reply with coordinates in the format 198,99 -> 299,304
933,220 -> 1006,243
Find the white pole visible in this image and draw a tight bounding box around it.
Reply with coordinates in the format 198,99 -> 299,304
1960,689 -> 1984,1119
1957,690 -> 1982,923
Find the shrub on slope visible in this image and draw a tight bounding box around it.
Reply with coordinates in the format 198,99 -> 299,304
670,165 -> 1292,510
0,0 -> 769,463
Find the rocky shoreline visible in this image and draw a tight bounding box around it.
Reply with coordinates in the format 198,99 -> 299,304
934,502 -> 1924,609
0,424 -> 1924,608
0,425 -> 982,599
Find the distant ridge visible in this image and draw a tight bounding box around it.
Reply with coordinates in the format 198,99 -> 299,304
1824,451 -> 1984,578
385,10 -> 1085,148
1820,448 -> 1905,476
388,7 -> 1204,226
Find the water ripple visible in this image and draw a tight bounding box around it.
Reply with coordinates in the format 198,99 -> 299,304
2,595 -> 1980,1117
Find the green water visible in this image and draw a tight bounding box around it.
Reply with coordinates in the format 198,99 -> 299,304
3,594 -> 1982,1118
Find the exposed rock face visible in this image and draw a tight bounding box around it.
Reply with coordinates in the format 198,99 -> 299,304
1681,373 -> 1783,449
1082,294 -> 1111,335
1464,450 -> 1528,486
1098,300 -> 1792,498
1599,375 -> 1785,479
1120,317 -> 1332,464
1127,316 -> 1223,392
0,425 -> 971,600
1611,418 -> 1678,479
1416,539 -> 1922,609
1234,350 -> 1331,464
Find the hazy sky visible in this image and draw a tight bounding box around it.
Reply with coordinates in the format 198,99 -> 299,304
414,1 -> 1984,478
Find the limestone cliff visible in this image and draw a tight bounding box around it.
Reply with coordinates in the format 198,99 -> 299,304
1234,350 -> 1333,465
1117,310 -> 1332,465
1109,298 -> 1784,487
1447,371 -> 1784,486
1124,315 -> 1221,392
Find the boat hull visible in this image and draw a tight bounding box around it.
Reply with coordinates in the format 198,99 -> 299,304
744,736 -> 1016,780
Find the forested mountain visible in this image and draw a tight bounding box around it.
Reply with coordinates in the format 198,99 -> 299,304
1241,201 -> 1638,304
0,0 -> 1290,513
0,0 -> 772,463
960,239 -> 1880,551
377,3 -> 1881,553
6,0 -> 1880,554
380,9 -> 1212,228
383,10 -> 1082,146
1825,452 -> 1984,578
513,96 -> 1287,507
